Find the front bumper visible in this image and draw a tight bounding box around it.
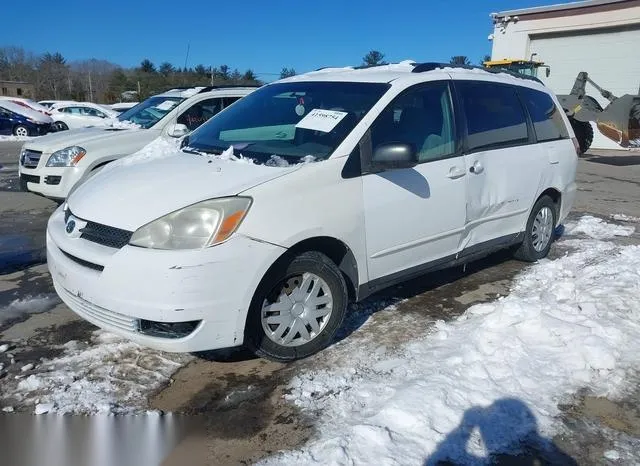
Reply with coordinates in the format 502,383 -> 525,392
19,162 -> 82,199
46,207 -> 286,352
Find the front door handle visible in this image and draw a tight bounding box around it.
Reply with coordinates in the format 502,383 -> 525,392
469,161 -> 484,174
446,166 -> 466,179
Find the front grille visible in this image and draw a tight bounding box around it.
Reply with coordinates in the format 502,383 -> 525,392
66,209 -> 134,249
44,175 -> 62,185
81,222 -> 133,249
20,149 -> 42,168
58,286 -> 138,333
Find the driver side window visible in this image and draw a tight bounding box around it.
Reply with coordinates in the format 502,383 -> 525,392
177,98 -> 223,131
370,81 -> 456,163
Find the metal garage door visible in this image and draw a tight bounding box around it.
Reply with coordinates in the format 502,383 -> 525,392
529,24 -> 640,149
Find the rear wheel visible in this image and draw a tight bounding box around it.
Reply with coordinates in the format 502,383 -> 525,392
13,125 -> 29,137
54,121 -> 69,131
245,251 -> 348,362
514,195 -> 557,262
569,118 -> 593,155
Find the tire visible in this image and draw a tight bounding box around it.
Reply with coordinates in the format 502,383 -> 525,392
514,195 -> 557,262
244,251 -> 348,362
55,121 -> 69,131
13,125 -> 29,137
569,118 -> 593,155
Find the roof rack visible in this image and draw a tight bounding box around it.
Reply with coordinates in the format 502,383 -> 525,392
412,62 -> 543,84
197,84 -> 262,93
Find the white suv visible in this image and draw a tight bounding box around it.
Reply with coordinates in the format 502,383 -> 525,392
46,62 -> 578,361
18,86 -> 257,199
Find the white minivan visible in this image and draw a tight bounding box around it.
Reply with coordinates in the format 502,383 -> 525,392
46,62 -> 578,361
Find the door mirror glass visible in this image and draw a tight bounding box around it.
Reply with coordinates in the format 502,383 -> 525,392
167,123 -> 190,138
372,143 -> 417,170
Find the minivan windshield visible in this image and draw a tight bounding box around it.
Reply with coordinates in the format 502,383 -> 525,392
186,82 -> 389,163
117,96 -> 184,129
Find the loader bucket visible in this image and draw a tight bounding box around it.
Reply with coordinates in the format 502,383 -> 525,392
596,94 -> 640,148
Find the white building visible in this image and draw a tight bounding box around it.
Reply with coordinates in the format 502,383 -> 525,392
490,0 -> 640,149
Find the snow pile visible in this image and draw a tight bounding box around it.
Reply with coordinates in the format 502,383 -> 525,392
0,294 -> 60,324
6,331 -> 191,414
262,218 -> 640,465
106,136 -> 182,170
564,215 -> 634,239
108,119 -> 141,130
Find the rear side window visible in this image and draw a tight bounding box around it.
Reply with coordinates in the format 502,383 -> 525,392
519,87 -> 569,142
457,81 -> 528,152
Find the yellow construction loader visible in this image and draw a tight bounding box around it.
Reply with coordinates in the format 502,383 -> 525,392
483,59 -> 640,154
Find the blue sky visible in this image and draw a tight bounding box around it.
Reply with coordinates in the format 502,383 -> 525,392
3,0 -> 566,79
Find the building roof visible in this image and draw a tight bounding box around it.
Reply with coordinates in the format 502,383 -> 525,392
492,0 -> 632,19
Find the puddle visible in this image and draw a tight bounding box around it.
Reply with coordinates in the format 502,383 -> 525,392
0,235 -> 46,274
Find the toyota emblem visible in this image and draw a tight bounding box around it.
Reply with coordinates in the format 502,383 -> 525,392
66,219 -> 76,234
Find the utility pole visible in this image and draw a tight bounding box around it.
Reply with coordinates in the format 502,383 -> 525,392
88,72 -> 93,102
137,80 -> 141,99
183,43 -> 190,70
210,65 -> 214,86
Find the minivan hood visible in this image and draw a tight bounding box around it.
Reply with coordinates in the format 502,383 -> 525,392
68,152 -> 299,231
24,126 -> 148,152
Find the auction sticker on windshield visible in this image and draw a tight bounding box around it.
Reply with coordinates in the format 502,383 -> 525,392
295,109 -> 348,133
156,100 -> 178,111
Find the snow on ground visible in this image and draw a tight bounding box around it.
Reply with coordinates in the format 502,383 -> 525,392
0,294 -> 60,324
263,217 -> 639,465
3,330 -> 192,414
0,135 -> 35,141
564,215 -> 634,239
611,213 -> 640,223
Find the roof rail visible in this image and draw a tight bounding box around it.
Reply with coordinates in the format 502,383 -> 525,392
197,84 -> 262,93
412,62 -> 544,84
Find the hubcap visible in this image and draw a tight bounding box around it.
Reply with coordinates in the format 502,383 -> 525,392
15,127 -> 28,137
261,272 -> 333,347
532,206 -> 554,252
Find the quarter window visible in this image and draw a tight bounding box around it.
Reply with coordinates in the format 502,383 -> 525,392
369,81 -> 456,162
519,87 -> 569,142
457,81 -> 528,152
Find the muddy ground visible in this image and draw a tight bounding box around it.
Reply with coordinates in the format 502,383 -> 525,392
1,141 -> 640,465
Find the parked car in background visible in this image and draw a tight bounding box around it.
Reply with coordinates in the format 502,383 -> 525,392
0,100 -> 53,137
19,85 -> 258,198
0,97 -> 52,116
46,63 -> 578,361
39,100 -> 75,109
109,102 -> 138,114
49,102 -> 119,131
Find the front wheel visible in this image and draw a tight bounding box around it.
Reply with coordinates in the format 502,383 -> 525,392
514,195 -> 557,262
569,118 -> 593,155
245,251 -> 348,362
13,125 -> 29,137
54,121 -> 69,131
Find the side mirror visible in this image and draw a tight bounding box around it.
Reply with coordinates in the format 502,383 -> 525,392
167,123 -> 189,138
371,143 -> 417,170
545,68 -> 551,78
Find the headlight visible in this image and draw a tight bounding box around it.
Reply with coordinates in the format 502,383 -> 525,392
46,146 -> 86,167
129,197 -> 252,250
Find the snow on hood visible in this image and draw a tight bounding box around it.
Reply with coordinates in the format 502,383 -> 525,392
261,216 -> 639,465
0,100 -> 53,124
68,142 -> 300,230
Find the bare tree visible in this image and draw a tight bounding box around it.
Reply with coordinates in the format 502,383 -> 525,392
280,67 -> 296,79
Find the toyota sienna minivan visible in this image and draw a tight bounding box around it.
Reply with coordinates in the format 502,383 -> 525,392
47,61 -> 578,361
